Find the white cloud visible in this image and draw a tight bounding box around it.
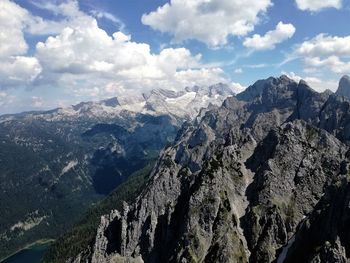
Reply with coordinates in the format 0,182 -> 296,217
27,0 -> 99,35
297,34 -> 350,57
30,1 -> 125,34
0,0 -> 29,57
0,0 -> 92,88
34,14 -> 230,99
296,34 -> 350,74
0,0 -> 242,113
231,82 -> 246,93
31,96 -> 44,107
295,0 -> 342,11
243,22 -> 296,50
304,56 -> 350,74
243,63 -> 269,69
141,0 -> 272,47
282,71 -> 338,92
0,56 -> 42,85
29,0 -> 82,17
36,19 -> 201,80
90,10 -> 125,30
0,0 -> 42,87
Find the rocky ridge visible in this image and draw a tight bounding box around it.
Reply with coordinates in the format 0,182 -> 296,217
0,84 -> 233,260
336,75 -> 350,100
10,83 -> 234,124
68,75 -> 350,262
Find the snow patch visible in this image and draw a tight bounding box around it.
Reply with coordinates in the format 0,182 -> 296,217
165,92 -> 196,105
120,101 -> 146,112
61,160 -> 78,175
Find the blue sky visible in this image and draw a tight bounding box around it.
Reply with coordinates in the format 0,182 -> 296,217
0,0 -> 349,114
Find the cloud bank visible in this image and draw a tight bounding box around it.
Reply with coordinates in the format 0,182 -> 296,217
243,22 -> 296,50
295,0 -> 342,11
142,0 -> 272,47
0,0 -> 238,110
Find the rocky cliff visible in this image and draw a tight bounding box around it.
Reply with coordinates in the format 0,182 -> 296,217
66,75 -> 350,263
336,75 -> 350,100
0,84 -> 233,260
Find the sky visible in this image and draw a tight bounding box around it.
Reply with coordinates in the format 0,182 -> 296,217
0,0 -> 349,114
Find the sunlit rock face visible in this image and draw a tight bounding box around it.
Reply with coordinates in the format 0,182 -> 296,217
65,75 -> 350,263
336,75 -> 350,99
0,84 -> 234,260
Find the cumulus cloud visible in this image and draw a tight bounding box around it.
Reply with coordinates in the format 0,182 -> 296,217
304,56 -> 350,74
29,1 -> 125,34
297,34 -> 350,57
34,17 -> 228,96
90,10 -> 125,30
295,0 -> 342,11
141,0 -> 272,47
0,0 -> 42,87
243,22 -> 296,50
0,57 -> 42,86
0,0 -> 84,87
296,34 -> 350,74
0,0 -> 234,96
27,0 -> 101,35
0,0 -> 244,114
0,0 -> 29,57
282,71 -> 338,92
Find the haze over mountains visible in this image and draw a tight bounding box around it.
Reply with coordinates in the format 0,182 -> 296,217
1,1 -> 350,263
0,84 -> 234,261
41,75 -> 350,263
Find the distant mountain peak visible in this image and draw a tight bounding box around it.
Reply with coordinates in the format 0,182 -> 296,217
3,84 -> 234,124
236,75 -> 296,101
101,97 -> 120,107
61,74 -> 350,263
341,74 -> 350,81
336,75 -> 350,99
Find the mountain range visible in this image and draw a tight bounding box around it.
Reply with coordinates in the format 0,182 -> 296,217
0,83 -> 234,261
44,74 -> 350,263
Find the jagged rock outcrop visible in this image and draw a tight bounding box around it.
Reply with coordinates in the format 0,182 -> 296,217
67,75 -> 350,263
0,84 -> 235,260
336,75 -> 350,100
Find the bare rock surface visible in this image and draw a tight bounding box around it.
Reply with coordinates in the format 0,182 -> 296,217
68,76 -> 350,263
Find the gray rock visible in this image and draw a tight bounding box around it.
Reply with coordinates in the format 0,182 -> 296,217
336,75 -> 350,99
67,75 -> 350,263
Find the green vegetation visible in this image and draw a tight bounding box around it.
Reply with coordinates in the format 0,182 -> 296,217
0,121 -> 101,261
42,161 -> 155,263
0,112 -> 177,260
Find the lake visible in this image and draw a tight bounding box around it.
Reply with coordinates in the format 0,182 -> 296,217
1,243 -> 50,263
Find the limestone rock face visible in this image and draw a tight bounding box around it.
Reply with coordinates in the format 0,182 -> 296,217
68,76 -> 350,263
336,75 -> 350,99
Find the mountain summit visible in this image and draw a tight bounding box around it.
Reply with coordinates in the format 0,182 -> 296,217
52,75 -> 350,263
336,75 -> 350,99
27,83 -> 235,124
0,84 -> 233,260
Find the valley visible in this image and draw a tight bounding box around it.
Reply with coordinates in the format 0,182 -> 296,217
46,75 -> 350,263
0,84 -> 234,260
